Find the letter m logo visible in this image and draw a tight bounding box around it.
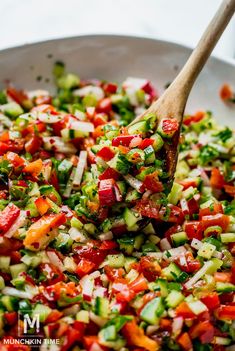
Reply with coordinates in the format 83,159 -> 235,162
23,313 -> 40,334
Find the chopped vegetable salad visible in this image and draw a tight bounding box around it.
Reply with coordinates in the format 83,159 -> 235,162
0,63 -> 234,351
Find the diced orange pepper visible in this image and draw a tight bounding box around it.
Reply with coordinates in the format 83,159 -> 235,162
35,197 -> 50,215
177,332 -> 193,351
23,159 -> 43,175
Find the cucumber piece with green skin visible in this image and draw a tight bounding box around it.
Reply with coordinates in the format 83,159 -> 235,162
107,153 -> 131,175
10,263 -> 27,279
99,325 -> 117,342
136,166 -> 156,181
124,257 -> 137,272
123,208 -> 140,230
71,217 -> 84,229
220,233 -> 235,243
0,256 -> 11,273
0,102 -> 24,118
116,181 -> 127,196
126,148 -> 145,165
1,296 -> 18,312
76,310 -> 89,323
154,279 -> 168,297
140,297 -> 164,324
167,183 -> 184,205
32,304 -> 51,323
53,233 -> 73,253
134,234 -> 144,250
57,73 -> 80,90
39,185 -> 62,205
216,282 -> 235,292
94,297 -> 109,318
150,133 -> 164,151
21,253 -> 42,268
128,120 -> 149,134
118,237 -> 135,255
165,290 -> 184,308
107,254 -> 125,268
171,232 -> 188,247
125,189 -> 141,203
143,222 -> 156,235
142,242 -> 157,253
144,146 -> 156,164
61,128 -> 89,141
25,201 -> 39,217
0,277 -> 5,290
162,262 -> 182,281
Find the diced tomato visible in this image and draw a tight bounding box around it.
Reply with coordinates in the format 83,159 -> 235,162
189,321 -> 214,344
201,293 -> 220,310
4,312 -> 18,325
179,179 -> 199,189
40,263 -> 65,285
0,139 -> 24,155
210,168 -> 225,189
177,332 -> 193,351
217,305 -> 235,320
140,256 -> 161,282
5,151 -> 25,168
103,82 -> 118,94
96,146 -> 115,161
129,274 -> 148,293
10,251 -> 22,264
176,302 -> 195,319
45,310 -> 63,324
183,111 -> 205,126
76,258 -> 95,277
159,204 -> 184,224
161,118 -> 179,136
7,86 -> 31,108
23,121 -> 46,136
35,197 -> 50,215
112,135 -> 141,147
199,202 -> 223,218
143,172 -> 163,193
98,179 -> 117,206
25,134 -> 42,154
220,84 -> 234,101
96,97 -> 112,114
184,221 -> 203,240
138,138 -> 154,150
74,244 -> 107,268
61,322 -> 85,351
214,272 -> 232,283
92,125 -> 105,139
201,213 -> 229,231
135,199 -> 160,219
104,266 -> 125,281
232,261 -> 235,284
175,252 -> 201,273
0,204 -> 20,235
93,113 -> 108,127
122,320 -> 159,351
224,184 -> 235,197
99,240 -> 118,250
23,159 -> 43,175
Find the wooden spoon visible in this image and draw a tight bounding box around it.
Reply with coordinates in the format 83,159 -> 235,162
128,0 -> 235,180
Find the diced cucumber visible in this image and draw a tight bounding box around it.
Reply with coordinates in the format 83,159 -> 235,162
1,296 -> 18,312
25,201 -> 39,217
175,160 -> 190,180
144,146 -> 156,164
107,254 -> 125,268
134,234 -> 144,250
71,217 -> 84,230
143,222 -> 156,235
118,237 -> 135,255
61,128 -> 88,141
216,282 -> 235,293
142,242 -> 157,253
198,242 -> 216,259
57,73 -> 80,90
154,279 -> 168,297
10,263 -> 27,279
125,189 -> 141,203
0,102 -> 24,118
220,233 -> 235,243
182,186 -> 198,200
94,297 -> 109,318
107,153 -> 131,175
187,300 -> 208,315
126,148 -> 145,165
53,233 -> 73,253
76,310 -> 89,323
167,183 -> 183,205
0,277 -> 5,290
21,253 -> 42,268
39,185 -> 61,205
124,257 -> 137,272
116,181 -> 127,196
171,232 -> 188,247
140,297 -> 164,324
123,208 -> 140,230
128,120 -> 148,134
84,223 -> 97,236
99,325 -> 117,342
150,133 -> 164,151
0,256 -> 10,273
162,263 -> 182,281
165,290 -> 184,308
32,304 -> 51,322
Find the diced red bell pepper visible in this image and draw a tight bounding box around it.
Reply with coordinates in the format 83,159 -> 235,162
0,139 -> 24,155
0,204 -> 20,235
4,312 -> 18,325
35,197 -> 50,216
183,111 -> 205,126
76,258 -> 96,277
61,322 -> 85,351
199,202 -> 223,218
210,168 -> 225,189
93,113 -> 108,127
122,320 -> 159,351
96,97 -> 112,114
217,305 -> 235,320
201,213 -> 229,232
177,332 -> 193,351
189,321 -> 214,344
159,204 -> 184,224
201,293 -> 220,310
179,179 -> 198,189
138,138 -> 154,150
103,82 -> 118,94
7,86 -> 31,108
25,135 -> 42,154
184,221 -> 203,240
143,172 -> 163,193
96,146 -> 115,161
224,184 -> 235,196
40,263 -> 65,285
112,134 -> 141,147
128,274 -> 148,293
220,84 -> 234,101
98,178 -> 117,206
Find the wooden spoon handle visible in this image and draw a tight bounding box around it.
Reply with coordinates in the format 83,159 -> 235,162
168,0 -> 235,106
